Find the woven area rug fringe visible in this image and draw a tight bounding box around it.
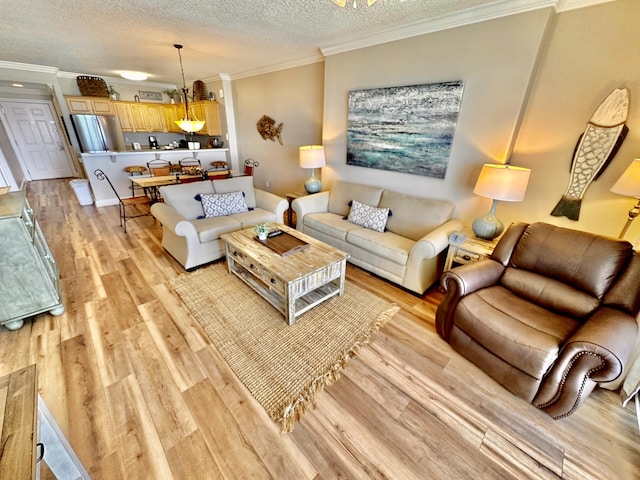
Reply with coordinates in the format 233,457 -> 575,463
280,303 -> 398,432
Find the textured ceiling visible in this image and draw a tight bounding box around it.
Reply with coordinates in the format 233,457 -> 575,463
1,0 -> 588,85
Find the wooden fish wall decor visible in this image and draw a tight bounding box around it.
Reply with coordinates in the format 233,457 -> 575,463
257,115 -> 284,145
551,87 -> 629,221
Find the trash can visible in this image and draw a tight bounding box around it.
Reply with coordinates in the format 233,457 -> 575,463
69,179 -> 94,206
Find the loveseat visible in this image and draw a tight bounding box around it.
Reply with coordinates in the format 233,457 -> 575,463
436,222 -> 640,418
150,176 -> 288,269
292,180 -> 462,294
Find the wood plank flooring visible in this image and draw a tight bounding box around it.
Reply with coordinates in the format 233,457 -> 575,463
1,178 -> 639,479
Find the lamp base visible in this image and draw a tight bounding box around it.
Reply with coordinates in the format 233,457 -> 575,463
472,214 -> 504,240
304,169 -> 322,194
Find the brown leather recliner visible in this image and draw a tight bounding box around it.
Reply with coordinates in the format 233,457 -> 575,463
436,222 -> 640,419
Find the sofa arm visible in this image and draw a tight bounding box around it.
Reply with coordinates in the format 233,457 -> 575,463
255,189 -> 288,224
533,307 -> 638,418
150,203 -> 197,238
292,191 -> 330,230
435,260 -> 505,340
401,219 -> 463,293
409,219 -> 463,260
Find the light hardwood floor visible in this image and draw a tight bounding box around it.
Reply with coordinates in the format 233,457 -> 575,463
2,179 -> 639,479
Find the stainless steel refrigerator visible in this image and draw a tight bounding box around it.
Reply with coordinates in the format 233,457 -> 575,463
70,114 -> 126,153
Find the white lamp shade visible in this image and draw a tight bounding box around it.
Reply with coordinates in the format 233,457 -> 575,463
610,159 -> 640,199
473,164 -> 531,202
299,145 -> 326,169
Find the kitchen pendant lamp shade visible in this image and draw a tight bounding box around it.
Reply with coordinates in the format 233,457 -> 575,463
610,158 -> 640,238
471,163 -> 531,240
173,44 -> 205,134
299,145 -> 326,194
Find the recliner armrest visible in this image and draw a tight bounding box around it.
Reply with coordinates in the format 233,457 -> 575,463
436,260 -> 504,340
534,307 -> 638,418
440,260 -> 505,297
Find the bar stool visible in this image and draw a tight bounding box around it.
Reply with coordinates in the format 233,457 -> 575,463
124,165 -> 147,196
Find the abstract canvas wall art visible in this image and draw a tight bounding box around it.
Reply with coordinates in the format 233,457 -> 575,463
346,81 -> 464,178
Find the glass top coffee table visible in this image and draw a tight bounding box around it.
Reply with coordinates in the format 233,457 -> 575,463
221,223 -> 349,325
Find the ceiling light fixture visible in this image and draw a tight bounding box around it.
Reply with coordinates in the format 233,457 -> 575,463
120,71 -> 148,81
174,44 -> 205,134
333,0 -> 377,8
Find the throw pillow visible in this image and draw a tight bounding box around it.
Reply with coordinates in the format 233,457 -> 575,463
199,191 -> 248,218
347,199 -> 390,232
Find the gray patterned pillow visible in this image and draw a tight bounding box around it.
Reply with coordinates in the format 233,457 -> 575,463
347,199 -> 389,232
200,191 -> 248,218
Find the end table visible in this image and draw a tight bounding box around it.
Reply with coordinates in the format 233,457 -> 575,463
285,191 -> 308,227
444,230 -> 498,271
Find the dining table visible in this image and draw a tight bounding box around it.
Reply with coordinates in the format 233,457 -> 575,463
130,169 -> 232,202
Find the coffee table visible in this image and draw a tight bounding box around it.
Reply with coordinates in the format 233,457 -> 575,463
221,224 -> 349,325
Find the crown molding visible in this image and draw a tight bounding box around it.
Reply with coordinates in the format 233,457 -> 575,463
556,0 -> 616,12
225,52 -> 325,81
322,0 -> 559,57
0,61 -> 58,74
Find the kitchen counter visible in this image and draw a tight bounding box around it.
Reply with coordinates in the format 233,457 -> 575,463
80,149 -> 231,207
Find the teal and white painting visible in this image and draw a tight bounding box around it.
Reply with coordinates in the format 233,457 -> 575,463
346,81 -> 464,179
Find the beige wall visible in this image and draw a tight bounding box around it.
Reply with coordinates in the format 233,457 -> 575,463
509,0 -> 640,242
321,8 -> 554,224
232,62 -> 324,194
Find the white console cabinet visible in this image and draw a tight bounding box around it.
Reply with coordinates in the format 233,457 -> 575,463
0,192 -> 64,330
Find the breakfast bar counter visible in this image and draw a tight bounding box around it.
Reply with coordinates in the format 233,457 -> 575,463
80,148 -> 229,207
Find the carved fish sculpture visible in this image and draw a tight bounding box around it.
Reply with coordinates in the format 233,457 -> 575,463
551,88 -> 629,221
257,115 -> 283,145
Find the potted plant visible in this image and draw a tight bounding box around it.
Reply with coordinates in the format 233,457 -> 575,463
165,89 -> 179,104
255,223 -> 270,240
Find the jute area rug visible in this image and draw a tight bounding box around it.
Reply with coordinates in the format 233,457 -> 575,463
168,262 -> 399,433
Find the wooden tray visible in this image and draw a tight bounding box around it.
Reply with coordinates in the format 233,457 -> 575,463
255,231 -> 309,257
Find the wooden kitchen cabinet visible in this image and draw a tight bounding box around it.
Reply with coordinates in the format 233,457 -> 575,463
66,96 -> 115,115
146,104 -> 167,132
189,101 -> 221,136
113,102 -> 134,131
130,103 -> 148,131
163,104 -> 183,133
0,192 -> 64,331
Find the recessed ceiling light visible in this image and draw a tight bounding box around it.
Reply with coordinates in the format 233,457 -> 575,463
120,71 -> 148,81
12,83 -> 24,87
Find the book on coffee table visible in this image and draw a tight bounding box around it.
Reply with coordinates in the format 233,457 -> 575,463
255,231 -> 309,257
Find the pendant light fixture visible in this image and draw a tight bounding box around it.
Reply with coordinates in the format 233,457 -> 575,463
173,44 -> 205,134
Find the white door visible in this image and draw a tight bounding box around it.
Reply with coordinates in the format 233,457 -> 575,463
1,100 -> 73,179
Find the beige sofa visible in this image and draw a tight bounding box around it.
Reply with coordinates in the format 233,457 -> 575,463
151,176 -> 288,269
292,180 -> 462,294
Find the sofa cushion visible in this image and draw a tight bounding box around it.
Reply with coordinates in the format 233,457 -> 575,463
304,212 -> 363,241
159,181 -> 214,220
379,190 -> 455,241
193,216 -> 242,243
346,228 -> 413,266
347,200 -> 390,232
232,208 -> 278,229
328,180 -> 384,217
455,285 -> 581,381
200,191 -> 248,218
212,176 -> 256,209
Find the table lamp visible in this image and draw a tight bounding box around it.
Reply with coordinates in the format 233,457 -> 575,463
609,159 -> 640,238
472,163 -> 531,240
299,145 -> 326,193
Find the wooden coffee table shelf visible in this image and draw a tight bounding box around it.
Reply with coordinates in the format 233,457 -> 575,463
221,224 -> 349,325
